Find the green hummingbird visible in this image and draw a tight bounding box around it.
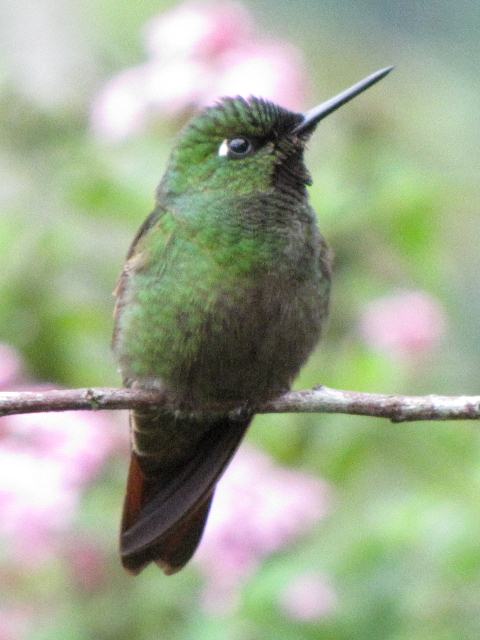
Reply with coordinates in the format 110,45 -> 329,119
113,66 -> 393,575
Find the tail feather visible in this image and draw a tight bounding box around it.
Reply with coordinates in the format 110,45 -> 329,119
120,413 -> 251,575
123,492 -> 213,575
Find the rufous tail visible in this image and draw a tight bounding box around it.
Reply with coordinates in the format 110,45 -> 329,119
120,414 -> 251,575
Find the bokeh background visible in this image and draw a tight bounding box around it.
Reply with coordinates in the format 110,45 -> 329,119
1,1 -> 480,638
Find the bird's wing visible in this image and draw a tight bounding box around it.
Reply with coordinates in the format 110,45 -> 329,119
112,206 -> 168,350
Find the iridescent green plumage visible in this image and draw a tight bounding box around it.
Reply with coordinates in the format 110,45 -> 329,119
113,68 -> 392,575
114,98 -> 329,401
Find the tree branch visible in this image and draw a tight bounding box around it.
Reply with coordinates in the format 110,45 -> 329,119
1,386 -> 480,423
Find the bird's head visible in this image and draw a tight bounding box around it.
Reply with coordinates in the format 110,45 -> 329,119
159,67 -> 393,201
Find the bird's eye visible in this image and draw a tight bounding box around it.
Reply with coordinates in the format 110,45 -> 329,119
218,137 -> 253,159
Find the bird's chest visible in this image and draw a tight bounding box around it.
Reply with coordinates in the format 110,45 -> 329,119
119,216 -> 326,403
182,270 -> 324,403
169,219 -> 325,402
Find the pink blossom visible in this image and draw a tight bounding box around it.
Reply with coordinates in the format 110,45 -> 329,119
90,58 -> 213,140
358,290 -> 447,358
0,408 -> 118,563
90,66 -> 151,141
0,442 -> 78,560
208,43 -> 307,111
6,409 -> 116,486
195,446 -> 331,613
144,1 -> 253,60
90,1 -> 307,141
0,344 -> 23,389
279,572 -> 337,621
0,608 -> 31,640
65,538 -> 108,592
0,345 -> 123,571
144,58 -> 211,114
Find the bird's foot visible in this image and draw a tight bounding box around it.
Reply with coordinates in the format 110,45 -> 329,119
230,401 -> 255,423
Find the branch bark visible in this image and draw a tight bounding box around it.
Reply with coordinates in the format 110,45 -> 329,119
1,386 -> 480,423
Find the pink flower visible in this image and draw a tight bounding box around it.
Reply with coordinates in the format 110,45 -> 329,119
358,290 -> 447,359
0,443 -> 77,545
0,408 -> 119,563
0,608 -> 31,640
90,66 -> 151,141
0,345 -> 124,575
144,58 -> 211,114
90,1 -> 307,141
65,538 -> 108,592
195,446 -> 331,613
6,409 -> 117,486
206,42 -> 307,111
279,572 -> 337,621
144,1 -> 253,60
0,344 -> 23,389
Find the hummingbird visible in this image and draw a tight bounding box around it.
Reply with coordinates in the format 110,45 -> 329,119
113,66 -> 393,575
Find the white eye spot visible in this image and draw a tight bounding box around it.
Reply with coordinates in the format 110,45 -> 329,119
218,139 -> 229,157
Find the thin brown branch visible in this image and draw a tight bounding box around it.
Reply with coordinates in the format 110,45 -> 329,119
1,386 -> 480,423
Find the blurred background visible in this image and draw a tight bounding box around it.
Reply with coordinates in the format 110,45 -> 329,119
1,0 -> 480,638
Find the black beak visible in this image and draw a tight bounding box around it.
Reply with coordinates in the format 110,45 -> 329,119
293,66 -> 394,135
